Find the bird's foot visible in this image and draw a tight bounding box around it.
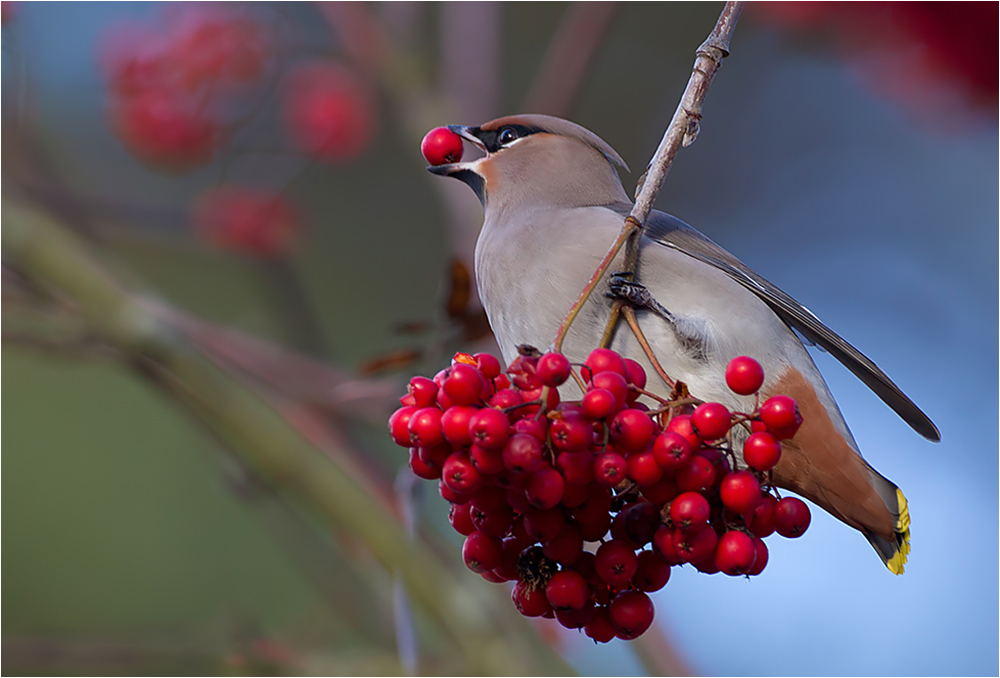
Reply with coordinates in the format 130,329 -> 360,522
606,274 -> 674,322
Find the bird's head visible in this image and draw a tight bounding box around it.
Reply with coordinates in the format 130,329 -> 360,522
427,114 -> 630,212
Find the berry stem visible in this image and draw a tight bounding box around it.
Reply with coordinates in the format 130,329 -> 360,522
552,216 -> 638,353
559,1 -> 744,372
621,306 -> 676,388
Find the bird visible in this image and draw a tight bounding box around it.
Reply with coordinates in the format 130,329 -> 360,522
427,113 -> 939,574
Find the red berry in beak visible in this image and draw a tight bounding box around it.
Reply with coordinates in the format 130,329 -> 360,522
421,126 -> 464,165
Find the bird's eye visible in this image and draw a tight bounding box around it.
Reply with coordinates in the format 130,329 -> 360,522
498,127 -> 518,145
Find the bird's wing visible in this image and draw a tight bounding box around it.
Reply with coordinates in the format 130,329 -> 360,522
638,209 -> 940,442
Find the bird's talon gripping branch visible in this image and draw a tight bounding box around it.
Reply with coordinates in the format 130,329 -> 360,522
606,275 -> 674,321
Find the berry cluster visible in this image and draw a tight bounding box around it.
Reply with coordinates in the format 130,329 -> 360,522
388,348 -> 810,642
99,7 -> 269,171
282,61 -> 375,163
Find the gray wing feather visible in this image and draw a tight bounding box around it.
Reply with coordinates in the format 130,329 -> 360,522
637,209 -> 940,442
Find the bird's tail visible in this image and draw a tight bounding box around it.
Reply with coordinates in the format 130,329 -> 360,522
862,467 -> 911,574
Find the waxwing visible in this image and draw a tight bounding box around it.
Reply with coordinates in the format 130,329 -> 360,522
428,113 -> 939,573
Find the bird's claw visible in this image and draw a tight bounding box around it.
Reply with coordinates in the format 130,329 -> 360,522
606,274 -> 654,308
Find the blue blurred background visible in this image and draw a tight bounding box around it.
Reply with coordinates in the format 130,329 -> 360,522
3,2 -> 997,675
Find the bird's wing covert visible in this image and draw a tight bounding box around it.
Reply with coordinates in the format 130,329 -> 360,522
637,209 -> 940,442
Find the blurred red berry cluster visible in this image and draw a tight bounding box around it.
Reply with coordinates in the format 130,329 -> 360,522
192,187 -> 300,259
98,6 -> 381,259
389,348 -> 811,643
755,2 -> 998,114
283,61 -> 376,162
99,6 -> 269,172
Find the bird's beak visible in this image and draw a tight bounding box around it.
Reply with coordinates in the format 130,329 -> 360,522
447,124 -> 487,151
425,124 -> 487,203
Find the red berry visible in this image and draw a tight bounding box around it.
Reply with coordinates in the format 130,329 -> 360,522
665,414 -> 702,450
526,467 -> 565,509
513,417 -> 548,441
674,454 -> 716,493
593,451 -> 628,486
472,352 -> 501,379
581,388 -> 618,420
388,405 -> 418,447
759,395 -> 803,439
714,530 -> 757,576
585,607 -> 617,643
522,508 -> 565,542
670,491 -> 711,532
502,433 -> 544,474
536,352 -> 572,387
773,496 -> 811,537
492,537 -> 525,581
462,530 -> 503,573
626,448 -> 663,487
469,444 -> 504,475
512,580 -> 552,618
555,602 -> 597,629
542,523 -> 584,566
622,501 -> 660,547
726,356 -> 765,395
623,358 -> 647,391
407,407 -> 444,448
594,539 -> 638,588
652,525 -> 683,564
506,354 -> 541,390
408,447 -> 441,480
640,475 -> 679,505
590,371 -> 629,410
442,451 -> 482,494
570,487 -> 613,541
284,61 -> 374,161
470,503 -> 515,538
417,443 -> 450,468
443,363 -> 486,406
748,537 -> 769,576
632,550 -> 672,592
407,376 -> 438,407
438,478 -> 471,504
545,570 -> 589,610
550,414 -> 592,452
743,431 -> 782,471
749,493 -> 778,538
652,431 -> 693,470
673,523 -> 718,563
584,348 -> 628,378
468,408 -> 511,449
440,405 -> 476,446
421,126 -> 464,165
556,450 -> 594,487
609,590 -> 654,640
719,470 -> 762,514
448,502 -> 475,535
610,409 -> 656,452
560,481 -> 592,509
691,402 -> 732,441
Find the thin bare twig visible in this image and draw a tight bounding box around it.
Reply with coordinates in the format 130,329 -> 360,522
552,1 -> 745,353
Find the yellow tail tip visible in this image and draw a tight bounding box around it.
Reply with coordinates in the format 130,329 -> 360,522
887,488 -> 911,575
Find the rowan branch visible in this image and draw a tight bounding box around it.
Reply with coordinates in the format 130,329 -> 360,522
553,1 -> 744,354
